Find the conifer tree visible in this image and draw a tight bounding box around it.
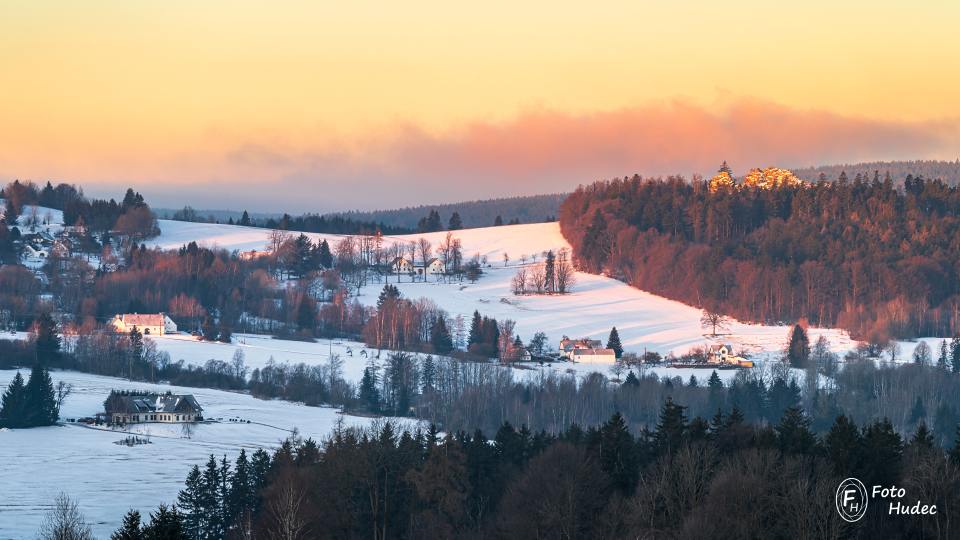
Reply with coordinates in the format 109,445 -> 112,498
227,449 -> 252,528
467,311 -> 482,346
359,367 -> 381,413
825,415 -> 863,477
938,340 -> 949,370
655,398 -> 688,454
606,327 -> 623,358
448,212 -> 463,230
599,412 -> 639,495
909,395 -> 927,426
24,363 -> 58,426
421,355 -> 436,393
622,371 -> 640,387
177,465 -> 204,538
951,336 -> 960,373
141,505 -> 186,539
34,312 -> 61,363
239,210 -> 251,226
430,317 -> 454,354
0,371 -> 27,428
787,324 -> 810,368
316,239 -> 333,269
111,510 -> 143,540
775,406 -> 817,455
200,455 -> 224,539
910,423 -> 935,453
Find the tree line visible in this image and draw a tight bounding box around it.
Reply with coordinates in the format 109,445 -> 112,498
561,173 -> 960,341
62,402 -> 960,539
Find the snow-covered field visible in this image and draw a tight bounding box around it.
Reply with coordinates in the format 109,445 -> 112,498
0,369 -> 379,539
149,218 -> 856,360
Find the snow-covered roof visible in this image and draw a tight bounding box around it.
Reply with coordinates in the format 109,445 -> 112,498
115,313 -> 166,327
106,392 -> 203,415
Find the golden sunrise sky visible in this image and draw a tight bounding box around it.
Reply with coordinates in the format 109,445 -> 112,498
2,1 -> 958,210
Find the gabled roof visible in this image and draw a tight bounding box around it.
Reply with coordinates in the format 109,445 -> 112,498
571,348 -> 615,356
115,313 -> 166,327
106,392 -> 203,415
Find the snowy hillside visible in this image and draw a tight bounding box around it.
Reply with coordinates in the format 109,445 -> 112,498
0,369 -> 380,538
148,219 -> 856,359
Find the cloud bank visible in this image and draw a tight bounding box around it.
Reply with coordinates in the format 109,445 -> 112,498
6,98 -> 958,212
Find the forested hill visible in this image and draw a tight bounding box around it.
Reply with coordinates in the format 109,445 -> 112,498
330,193 -> 565,229
793,159 -> 960,185
560,174 -> 960,341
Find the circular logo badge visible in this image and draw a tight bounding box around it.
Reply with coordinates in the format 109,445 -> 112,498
836,477 -> 868,522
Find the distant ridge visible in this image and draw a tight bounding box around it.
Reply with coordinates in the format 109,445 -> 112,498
792,159 -> 960,185
329,193 -> 566,229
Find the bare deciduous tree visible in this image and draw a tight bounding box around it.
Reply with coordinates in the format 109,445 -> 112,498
37,493 -> 93,540
699,311 -> 730,336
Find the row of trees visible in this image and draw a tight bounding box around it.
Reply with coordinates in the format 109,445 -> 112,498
561,173 -> 960,340
510,248 -> 576,295
0,364 -> 66,428
97,400 -> 960,539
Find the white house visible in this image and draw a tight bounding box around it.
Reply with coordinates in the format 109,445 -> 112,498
570,348 -> 616,364
559,336 -> 616,364
422,258 -> 446,276
110,313 -> 178,336
707,344 -> 752,367
390,257 -> 414,274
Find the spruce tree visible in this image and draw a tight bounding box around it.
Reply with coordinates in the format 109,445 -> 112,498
317,239 -> 333,269
430,317 -> 454,354
200,455 -> 224,539
467,311 -> 482,346
24,364 -> 58,426
910,423 -> 935,453
239,210 -> 251,226
775,406 -> 817,455
448,212 -> 463,230
938,340 -> 949,370
0,371 -> 27,428
787,324 -> 810,368
34,312 -> 60,364
825,415 -> 863,477
359,367 -> 381,413
227,449 -> 253,529
606,327 -> 623,358
951,336 -> 960,373
909,395 -> 927,426
141,505 -> 186,540
599,412 -> 639,495
655,398 -> 688,454
177,465 -> 204,538
111,510 -> 143,540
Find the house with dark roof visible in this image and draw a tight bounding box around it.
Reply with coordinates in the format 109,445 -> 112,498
103,390 -> 203,424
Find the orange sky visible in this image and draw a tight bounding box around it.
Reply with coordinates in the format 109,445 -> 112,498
1,2 -> 958,211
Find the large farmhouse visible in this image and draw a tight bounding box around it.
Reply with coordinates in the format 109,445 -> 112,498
103,390 -> 203,424
559,336 -> 616,364
110,313 -> 177,336
390,256 -> 446,277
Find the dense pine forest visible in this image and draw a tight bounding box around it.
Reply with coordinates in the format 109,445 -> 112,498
97,403 -> 960,539
560,173 -> 960,341
794,160 -> 960,187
